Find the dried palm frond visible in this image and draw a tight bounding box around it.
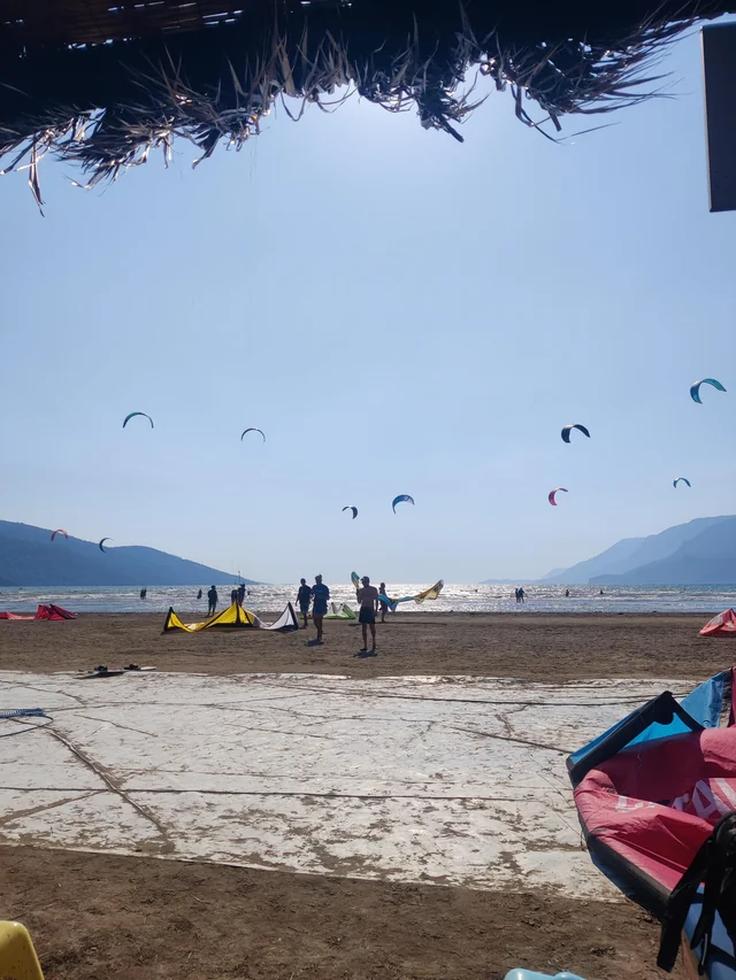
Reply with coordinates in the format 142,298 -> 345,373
0,0 -> 730,200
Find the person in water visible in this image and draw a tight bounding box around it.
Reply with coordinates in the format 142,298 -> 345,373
197,588 -> 203,601
311,575 -> 330,644
518,587 -> 526,603
139,587 -> 147,600
207,585 -> 218,617
378,582 -> 390,623
357,576 -> 379,654
296,578 -> 312,629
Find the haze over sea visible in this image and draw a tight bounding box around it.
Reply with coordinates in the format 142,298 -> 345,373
2,583 -> 735,615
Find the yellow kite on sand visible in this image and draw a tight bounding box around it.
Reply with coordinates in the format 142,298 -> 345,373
163,602 -> 297,633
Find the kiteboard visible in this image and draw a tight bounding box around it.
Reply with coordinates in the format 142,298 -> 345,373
351,571 -> 361,590
80,666 -> 125,679
80,664 -> 156,678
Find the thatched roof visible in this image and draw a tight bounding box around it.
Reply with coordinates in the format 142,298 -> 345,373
1,1 -> 733,202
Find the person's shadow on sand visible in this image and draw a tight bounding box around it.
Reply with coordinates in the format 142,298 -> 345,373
306,639 -> 324,647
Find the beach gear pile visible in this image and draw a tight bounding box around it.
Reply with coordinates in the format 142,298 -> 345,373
568,668 -> 736,977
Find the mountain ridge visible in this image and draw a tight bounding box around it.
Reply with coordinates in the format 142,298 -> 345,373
539,515 -> 736,586
0,521 -> 255,586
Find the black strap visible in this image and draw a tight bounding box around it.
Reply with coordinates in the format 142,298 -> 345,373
658,812 -> 736,973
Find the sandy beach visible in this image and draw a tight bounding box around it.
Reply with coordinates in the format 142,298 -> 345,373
0,613 -> 715,979
0,611 -> 719,680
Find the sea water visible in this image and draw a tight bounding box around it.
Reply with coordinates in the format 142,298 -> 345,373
0,583 -> 734,615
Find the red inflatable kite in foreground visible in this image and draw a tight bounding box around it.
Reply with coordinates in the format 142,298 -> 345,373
568,669 -> 736,978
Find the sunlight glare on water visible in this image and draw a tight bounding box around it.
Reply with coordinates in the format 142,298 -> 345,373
1,583 -> 735,614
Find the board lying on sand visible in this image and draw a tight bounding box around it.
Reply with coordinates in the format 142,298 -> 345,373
568,668 -> 736,978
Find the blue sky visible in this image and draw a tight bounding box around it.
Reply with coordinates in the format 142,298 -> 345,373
2,25 -> 735,584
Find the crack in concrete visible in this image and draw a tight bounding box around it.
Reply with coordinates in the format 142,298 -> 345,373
447,724 -> 570,754
220,722 -> 332,740
125,787 -> 524,802
45,727 -> 173,852
74,714 -> 160,738
0,790 -> 103,827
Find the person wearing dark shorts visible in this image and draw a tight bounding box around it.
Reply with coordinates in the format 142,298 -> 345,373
311,574 -> 330,644
356,575 -> 379,654
296,578 -> 311,629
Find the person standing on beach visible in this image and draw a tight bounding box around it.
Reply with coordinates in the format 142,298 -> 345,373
357,576 -> 379,654
311,574 -> 330,644
378,582 -> 390,624
296,578 -> 312,629
207,585 -> 218,616
237,582 -> 246,606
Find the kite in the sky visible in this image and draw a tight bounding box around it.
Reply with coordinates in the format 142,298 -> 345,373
673,477 -> 691,489
690,378 -> 726,404
123,411 -> 154,429
342,506 -> 358,519
392,494 -> 415,513
548,487 -> 568,506
98,537 -> 112,552
50,528 -> 68,541
240,428 -> 266,442
561,424 -> 590,443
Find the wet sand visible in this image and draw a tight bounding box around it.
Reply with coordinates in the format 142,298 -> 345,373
0,612 -> 714,978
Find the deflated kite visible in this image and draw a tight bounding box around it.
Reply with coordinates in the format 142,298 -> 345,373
673,477 -> 691,489
123,411 -> 154,429
392,494 -> 415,513
50,528 -> 68,541
241,428 -> 266,442
561,424 -> 590,443
690,378 -> 726,404
98,537 -> 112,552
342,506 -> 358,519
548,487 -> 568,506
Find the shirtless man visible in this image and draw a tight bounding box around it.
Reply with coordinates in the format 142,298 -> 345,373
356,575 -> 379,655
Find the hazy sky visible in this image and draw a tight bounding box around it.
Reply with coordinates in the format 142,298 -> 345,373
2,25 -> 735,584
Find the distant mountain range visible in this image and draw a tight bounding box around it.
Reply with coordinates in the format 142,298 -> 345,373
0,521 -> 253,586
535,515 -> 736,585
